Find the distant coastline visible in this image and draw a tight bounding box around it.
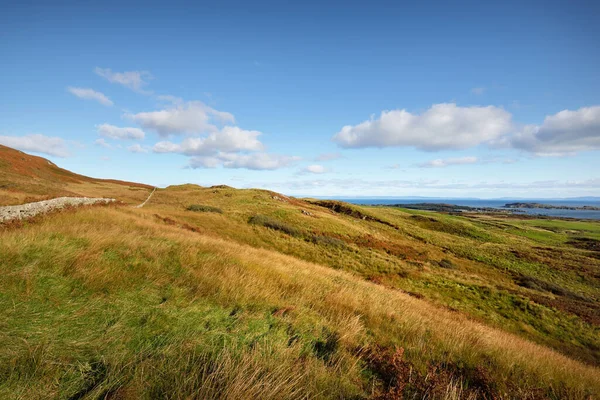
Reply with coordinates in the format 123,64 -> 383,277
333,198 -> 600,221
503,202 -> 600,211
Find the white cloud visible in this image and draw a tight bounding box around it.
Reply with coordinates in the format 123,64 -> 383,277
128,144 -> 149,153
153,126 -> 263,155
152,123 -> 298,170
189,152 -> 301,170
503,105 -> 600,155
94,138 -> 112,148
315,152 -> 342,161
333,103 -> 512,151
156,94 -> 184,105
127,101 -> 235,137
137,94 -> 297,171
417,156 -> 479,168
188,155 -> 222,168
303,164 -> 328,174
97,124 -> 145,140
0,134 -> 69,157
67,87 -> 113,106
471,87 -> 486,95
94,67 -> 152,92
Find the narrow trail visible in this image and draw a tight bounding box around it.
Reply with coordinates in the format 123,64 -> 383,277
0,197 -> 115,223
135,187 -> 157,208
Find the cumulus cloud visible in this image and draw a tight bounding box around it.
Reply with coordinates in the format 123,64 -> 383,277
417,156 -> 479,168
153,126 -> 263,155
503,105 -> 600,155
333,103 -> 512,151
97,124 -> 145,140
152,124 -> 298,170
189,152 -> 301,170
134,94 -> 297,171
128,144 -> 149,153
315,152 -> 342,161
94,138 -> 112,148
0,134 -> 69,157
94,67 -> 152,92
67,87 -> 113,106
303,164 -> 328,174
127,101 -> 235,137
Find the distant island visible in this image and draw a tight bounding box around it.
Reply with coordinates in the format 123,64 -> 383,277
376,202 -> 600,215
504,202 -> 600,211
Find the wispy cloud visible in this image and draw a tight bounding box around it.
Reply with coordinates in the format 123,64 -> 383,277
97,124 -> 145,140
67,87 -> 113,106
315,152 -> 342,161
94,67 -> 152,93
128,144 -> 150,153
251,177 -> 600,196
302,164 -> 328,174
417,156 -> 479,168
188,153 -> 301,170
94,138 -> 112,148
0,134 -> 69,157
470,87 -> 486,95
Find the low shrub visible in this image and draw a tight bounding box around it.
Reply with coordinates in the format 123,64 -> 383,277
515,274 -> 589,301
248,215 -> 300,237
309,234 -> 346,248
437,259 -> 455,269
186,204 -> 223,213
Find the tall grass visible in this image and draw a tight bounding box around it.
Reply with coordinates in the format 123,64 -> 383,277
1,207 -> 599,398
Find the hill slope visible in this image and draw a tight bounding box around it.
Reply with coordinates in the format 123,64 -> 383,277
1,147 -> 599,398
0,145 -> 153,205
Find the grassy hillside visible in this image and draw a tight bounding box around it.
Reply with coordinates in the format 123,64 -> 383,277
2,206 -> 599,399
1,149 -> 599,398
141,185 -> 600,366
0,145 -> 153,206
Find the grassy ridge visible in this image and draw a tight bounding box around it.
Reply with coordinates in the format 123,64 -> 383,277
1,206 -> 599,398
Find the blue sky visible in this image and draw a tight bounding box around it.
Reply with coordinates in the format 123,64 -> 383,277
1,0 -> 599,198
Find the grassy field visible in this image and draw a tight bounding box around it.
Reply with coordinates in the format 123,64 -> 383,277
1,148 -> 600,398
1,205 -> 599,399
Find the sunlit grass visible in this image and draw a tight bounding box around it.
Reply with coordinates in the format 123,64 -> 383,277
1,206 -> 599,398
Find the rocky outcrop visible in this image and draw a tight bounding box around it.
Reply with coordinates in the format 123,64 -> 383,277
0,197 -> 115,223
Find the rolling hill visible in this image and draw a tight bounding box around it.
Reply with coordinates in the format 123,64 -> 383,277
1,146 -> 599,399
0,144 -> 153,206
